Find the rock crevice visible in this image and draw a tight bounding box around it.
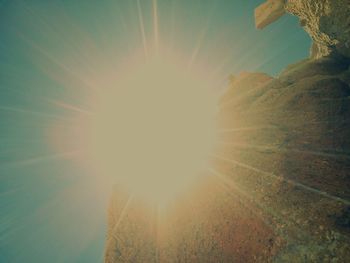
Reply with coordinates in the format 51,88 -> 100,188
255,0 -> 350,59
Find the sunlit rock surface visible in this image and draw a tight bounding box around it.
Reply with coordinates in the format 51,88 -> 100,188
255,0 -> 285,29
105,188 -> 158,262
286,0 -> 350,59
104,178 -> 281,262
255,0 -> 350,59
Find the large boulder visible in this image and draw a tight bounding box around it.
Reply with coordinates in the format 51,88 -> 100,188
217,55 -> 350,262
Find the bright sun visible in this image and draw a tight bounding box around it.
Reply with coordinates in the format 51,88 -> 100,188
85,52 -> 219,203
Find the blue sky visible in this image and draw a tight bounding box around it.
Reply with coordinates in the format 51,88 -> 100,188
0,1 -> 311,262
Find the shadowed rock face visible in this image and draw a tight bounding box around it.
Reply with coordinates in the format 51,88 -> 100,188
218,55 -> 350,262
255,0 -> 350,59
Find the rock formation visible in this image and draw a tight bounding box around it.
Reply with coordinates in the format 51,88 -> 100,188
255,0 -> 350,59
218,55 -> 350,262
211,2 -> 350,260
105,58 -> 350,262
105,2 -> 350,262
255,0 -> 286,30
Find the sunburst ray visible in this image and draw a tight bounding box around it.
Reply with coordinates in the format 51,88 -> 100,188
211,153 -> 350,205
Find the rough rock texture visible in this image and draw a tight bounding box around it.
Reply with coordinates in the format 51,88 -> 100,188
222,72 -> 274,104
217,55 -> 350,262
286,0 -> 350,59
104,187 -> 159,263
255,0 -> 350,59
255,0 -> 286,29
105,178 -> 283,262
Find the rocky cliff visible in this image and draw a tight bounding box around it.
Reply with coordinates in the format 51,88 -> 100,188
214,2 -> 350,260
217,55 -> 350,262
255,0 -> 350,59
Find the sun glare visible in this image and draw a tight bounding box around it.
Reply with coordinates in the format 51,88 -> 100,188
84,52 -> 219,203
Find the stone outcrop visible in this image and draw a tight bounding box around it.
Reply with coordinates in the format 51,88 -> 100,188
219,2 -> 350,259
255,0 -> 350,59
255,0 -> 286,29
217,56 -> 350,262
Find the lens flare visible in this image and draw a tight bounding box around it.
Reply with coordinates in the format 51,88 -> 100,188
81,52 -> 219,203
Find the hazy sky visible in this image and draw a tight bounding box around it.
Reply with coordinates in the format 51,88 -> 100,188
0,1 -> 311,262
